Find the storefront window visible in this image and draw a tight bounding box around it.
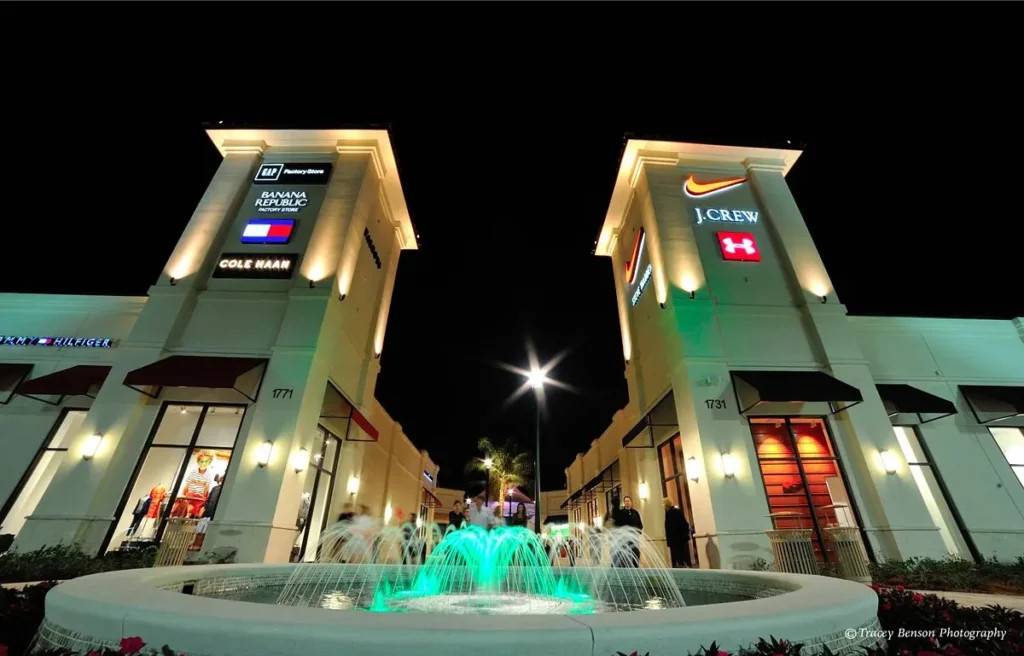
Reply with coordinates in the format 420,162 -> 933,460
105,403 -> 244,552
990,427 -> 1024,489
750,417 -> 858,562
292,426 -> 342,562
1,409 -> 87,538
656,435 -> 698,565
893,426 -> 971,558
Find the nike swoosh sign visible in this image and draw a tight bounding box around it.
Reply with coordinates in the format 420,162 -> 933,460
624,228 -> 646,284
684,175 -> 748,197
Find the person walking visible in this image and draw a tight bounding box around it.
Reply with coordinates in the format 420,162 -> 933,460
663,497 -> 692,568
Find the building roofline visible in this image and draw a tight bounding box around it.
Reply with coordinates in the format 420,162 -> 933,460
594,139 -> 803,257
204,128 -> 418,250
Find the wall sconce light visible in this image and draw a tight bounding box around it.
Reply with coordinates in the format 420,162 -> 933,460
685,456 -> 701,482
374,352 -> 381,360
638,482 -> 650,501
415,516 -> 423,528
169,277 -> 177,287
82,433 -> 103,460
308,279 -> 315,289
721,453 -> 737,478
819,294 -> 828,304
256,440 -> 273,468
347,475 -> 361,496
384,503 -> 393,524
659,302 -> 666,310
879,450 -> 899,475
594,515 -> 604,528
291,447 -> 310,473
688,290 -> 696,299
338,293 -> 347,301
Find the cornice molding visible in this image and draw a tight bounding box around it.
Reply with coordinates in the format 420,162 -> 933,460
336,141 -> 386,180
220,140 -> 267,155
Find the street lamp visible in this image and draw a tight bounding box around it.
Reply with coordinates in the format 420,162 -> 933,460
484,456 -> 493,508
526,366 -> 545,533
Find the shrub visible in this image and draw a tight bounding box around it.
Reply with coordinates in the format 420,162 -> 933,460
0,582 -> 57,656
0,545 -> 156,584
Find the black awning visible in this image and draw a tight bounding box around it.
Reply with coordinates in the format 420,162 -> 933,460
731,370 -> 864,415
583,461 -> 619,493
123,356 -> 267,402
17,365 -> 111,405
621,416 -> 651,448
560,487 -> 584,509
544,514 -> 569,525
876,384 -> 957,424
0,363 -> 33,405
961,385 -> 1024,425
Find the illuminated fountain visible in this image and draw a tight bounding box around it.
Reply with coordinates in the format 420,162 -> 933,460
38,517 -> 883,655
276,518 -> 684,614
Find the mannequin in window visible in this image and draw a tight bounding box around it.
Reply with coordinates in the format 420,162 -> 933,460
201,474 -> 225,519
146,484 -> 167,519
175,451 -> 215,517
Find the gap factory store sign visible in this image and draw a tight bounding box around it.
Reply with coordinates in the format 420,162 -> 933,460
254,163 -> 333,185
1,336 -> 115,347
213,253 -> 297,279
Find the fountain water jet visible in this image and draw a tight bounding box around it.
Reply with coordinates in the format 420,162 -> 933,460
276,518 -> 685,614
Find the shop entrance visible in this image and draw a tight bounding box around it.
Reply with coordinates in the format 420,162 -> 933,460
749,417 -> 861,562
104,403 -> 245,553
292,426 -> 343,562
657,434 -> 699,567
0,409 -> 88,542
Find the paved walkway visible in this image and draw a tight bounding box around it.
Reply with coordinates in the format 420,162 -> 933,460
918,589 -> 1024,612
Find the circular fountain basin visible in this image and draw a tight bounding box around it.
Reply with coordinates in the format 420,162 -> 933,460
39,564 -> 881,656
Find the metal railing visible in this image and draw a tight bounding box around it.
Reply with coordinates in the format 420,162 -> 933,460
766,528 -> 818,575
825,526 -> 872,584
154,518 -> 199,567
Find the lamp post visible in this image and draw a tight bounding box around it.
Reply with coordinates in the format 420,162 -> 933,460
484,456 -> 493,509
527,368 -> 547,533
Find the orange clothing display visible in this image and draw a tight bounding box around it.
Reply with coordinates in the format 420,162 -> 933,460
182,469 -> 212,500
146,485 -> 167,519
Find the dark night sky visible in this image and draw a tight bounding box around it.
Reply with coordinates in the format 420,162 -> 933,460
5,48 -> 1022,495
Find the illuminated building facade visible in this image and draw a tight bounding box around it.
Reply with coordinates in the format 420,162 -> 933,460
564,140 -> 1024,568
0,129 -> 443,563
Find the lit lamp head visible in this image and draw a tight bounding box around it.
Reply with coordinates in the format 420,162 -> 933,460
879,450 -> 899,475
256,441 -> 273,468
81,433 -> 103,460
685,456 -> 701,482
527,368 -> 547,390
347,476 -> 360,496
291,448 -> 310,473
721,453 -> 738,478
384,503 -> 393,524
638,482 -> 649,501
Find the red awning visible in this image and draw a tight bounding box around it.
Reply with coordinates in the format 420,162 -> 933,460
349,407 -> 379,441
422,487 -> 443,508
0,363 -> 33,405
123,356 -> 267,402
18,365 -> 111,405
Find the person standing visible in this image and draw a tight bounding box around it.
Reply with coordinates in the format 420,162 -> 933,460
663,497 -> 692,568
509,502 -> 528,527
448,501 -> 465,532
614,495 -> 643,567
468,496 -> 490,529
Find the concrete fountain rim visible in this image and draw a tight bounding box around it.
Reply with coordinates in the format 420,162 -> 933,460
42,563 -> 881,656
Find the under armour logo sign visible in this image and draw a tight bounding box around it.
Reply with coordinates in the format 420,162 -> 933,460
716,232 -> 761,262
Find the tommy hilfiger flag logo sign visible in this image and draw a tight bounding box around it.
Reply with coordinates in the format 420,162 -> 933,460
1,336 -> 115,348
717,232 -> 761,262
242,219 -> 295,244
253,162 -> 333,185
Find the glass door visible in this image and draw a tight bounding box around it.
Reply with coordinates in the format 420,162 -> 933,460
750,417 -> 856,562
293,426 -> 342,562
657,435 -> 699,566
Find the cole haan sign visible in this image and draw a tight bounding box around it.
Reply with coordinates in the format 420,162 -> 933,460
213,253 -> 297,280
1,336 -> 115,348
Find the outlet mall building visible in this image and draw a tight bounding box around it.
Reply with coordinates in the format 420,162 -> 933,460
561,139 -> 1024,569
0,132 -> 1022,569
0,129 -> 447,564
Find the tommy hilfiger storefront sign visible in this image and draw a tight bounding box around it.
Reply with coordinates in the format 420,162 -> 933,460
213,253 -> 297,279
1,336 -> 115,347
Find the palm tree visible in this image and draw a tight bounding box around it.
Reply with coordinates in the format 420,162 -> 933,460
465,437 -> 533,515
